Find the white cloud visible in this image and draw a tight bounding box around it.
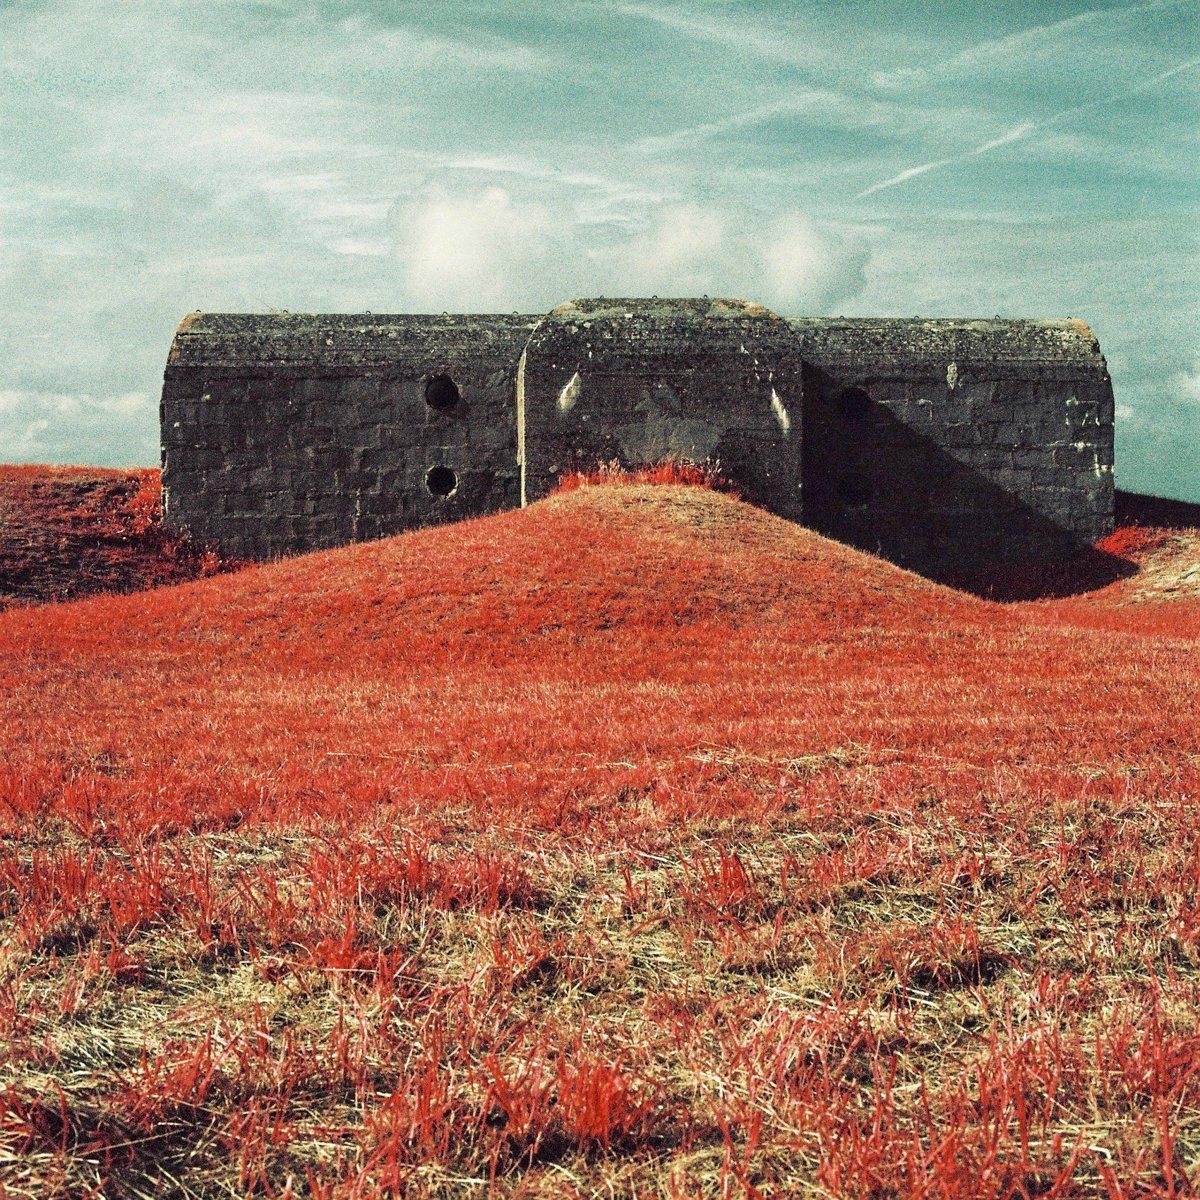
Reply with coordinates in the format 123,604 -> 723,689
391,177 -> 869,313
0,390 -> 155,465
330,237 -> 391,258
610,204 -> 729,293
1176,363 -> 1200,409
395,183 -> 562,310
760,216 -> 869,311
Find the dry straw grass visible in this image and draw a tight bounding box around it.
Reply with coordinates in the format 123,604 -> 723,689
0,473 -> 1197,1197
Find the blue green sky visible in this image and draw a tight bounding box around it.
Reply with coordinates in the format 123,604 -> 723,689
1,0 -> 1197,499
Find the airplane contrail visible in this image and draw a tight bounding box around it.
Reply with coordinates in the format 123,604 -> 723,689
857,56 -> 1200,200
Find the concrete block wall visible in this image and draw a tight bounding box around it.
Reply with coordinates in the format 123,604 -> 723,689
793,318 -> 1115,576
161,305 -> 1115,574
518,298 -> 805,520
162,313 -> 535,557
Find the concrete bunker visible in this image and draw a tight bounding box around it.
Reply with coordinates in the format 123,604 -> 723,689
791,317 -> 1115,576
161,300 -> 1115,576
162,312 -> 536,556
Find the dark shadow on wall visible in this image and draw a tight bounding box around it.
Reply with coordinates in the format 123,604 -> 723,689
970,489 -> 1200,600
1115,490 -> 1200,529
800,366 -> 1133,601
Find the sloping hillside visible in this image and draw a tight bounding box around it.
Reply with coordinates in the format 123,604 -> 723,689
6,481 -> 1190,806
1101,491 -> 1200,604
4,464 -> 1195,619
0,465 -> 229,608
0,479 -> 1197,1198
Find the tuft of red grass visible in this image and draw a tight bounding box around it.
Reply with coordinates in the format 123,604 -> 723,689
1096,523 -> 1176,561
556,457 -> 736,494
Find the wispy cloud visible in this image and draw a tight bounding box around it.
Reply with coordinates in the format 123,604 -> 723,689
322,19 -> 550,76
955,0 -> 1190,63
874,0 -> 1192,90
609,1 -> 823,68
857,57 -> 1200,198
857,121 -> 1035,198
1177,362 -> 1200,409
628,83 -> 973,161
631,91 -> 886,157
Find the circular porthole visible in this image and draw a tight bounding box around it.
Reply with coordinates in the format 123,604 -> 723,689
424,374 -> 460,412
425,465 -> 457,497
838,386 -> 871,421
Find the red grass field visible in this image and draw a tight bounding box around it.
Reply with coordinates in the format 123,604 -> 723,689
0,467 -> 1198,1197
0,466 -> 230,609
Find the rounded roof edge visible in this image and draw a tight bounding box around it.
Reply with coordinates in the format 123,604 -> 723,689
165,307 -> 1110,376
166,311 -> 542,370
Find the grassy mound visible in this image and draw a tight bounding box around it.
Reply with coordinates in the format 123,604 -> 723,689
0,466 -> 231,609
0,477 -> 1196,1197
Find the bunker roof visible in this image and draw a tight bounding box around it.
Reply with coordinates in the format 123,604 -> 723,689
168,303 -> 1108,381
168,312 -> 538,371
787,317 -> 1107,378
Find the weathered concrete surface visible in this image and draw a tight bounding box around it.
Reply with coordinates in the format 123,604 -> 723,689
791,318 -> 1114,574
163,313 -> 535,557
518,298 -> 805,519
161,302 -> 1115,574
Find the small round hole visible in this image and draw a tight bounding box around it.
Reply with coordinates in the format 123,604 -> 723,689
838,386 -> 871,421
424,374 -> 460,412
426,465 -> 457,497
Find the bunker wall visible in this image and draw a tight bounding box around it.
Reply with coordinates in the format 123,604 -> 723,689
520,298 -> 805,520
792,319 -> 1115,577
162,313 -> 536,558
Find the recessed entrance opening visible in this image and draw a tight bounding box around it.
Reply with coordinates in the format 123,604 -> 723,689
838,386 -> 871,421
426,465 -> 457,497
424,374 -> 461,412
